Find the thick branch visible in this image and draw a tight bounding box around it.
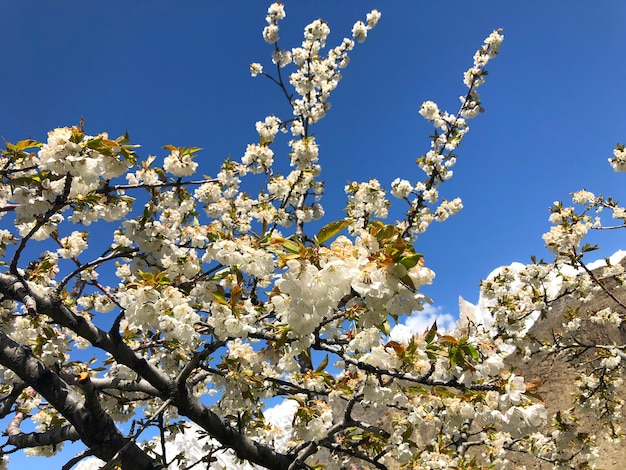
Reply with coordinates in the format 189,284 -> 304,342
0,277 -> 36,315
0,329 -> 158,469
174,390 -> 296,470
0,272 -> 296,469
90,377 -> 161,396
7,422 -> 80,449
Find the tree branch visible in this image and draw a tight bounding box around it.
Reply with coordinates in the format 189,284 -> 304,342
0,329 -> 159,469
6,420 -> 80,449
0,272 -> 296,469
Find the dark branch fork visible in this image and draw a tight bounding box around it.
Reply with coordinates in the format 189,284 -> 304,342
0,273 -> 297,469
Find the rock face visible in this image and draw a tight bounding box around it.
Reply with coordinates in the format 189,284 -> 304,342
503,260 -> 626,469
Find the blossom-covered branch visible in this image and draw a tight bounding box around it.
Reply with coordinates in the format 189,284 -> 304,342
0,3 -> 623,470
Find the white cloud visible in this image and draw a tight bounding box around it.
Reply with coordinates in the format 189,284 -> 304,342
75,458 -> 104,470
390,303 -> 457,343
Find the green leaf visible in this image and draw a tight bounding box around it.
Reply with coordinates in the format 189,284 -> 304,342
425,321 -> 438,343
162,145 -> 202,156
210,290 -> 228,305
70,128 -> 84,143
379,319 -> 391,335
581,243 -> 599,253
462,344 -> 479,362
15,139 -> 42,151
136,270 -> 154,281
448,345 -> 458,367
315,219 -> 351,244
398,253 -> 423,270
398,274 -> 416,291
274,329 -> 288,349
315,354 -> 329,373
401,423 -> 413,441
375,224 -> 396,242
118,131 -> 131,144
182,147 -> 202,156
273,237 -> 301,254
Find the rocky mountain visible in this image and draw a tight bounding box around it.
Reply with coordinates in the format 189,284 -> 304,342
503,258 -> 626,469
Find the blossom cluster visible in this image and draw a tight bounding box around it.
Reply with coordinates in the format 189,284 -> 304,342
609,143 -> 626,172
543,202 -> 591,256
344,179 -> 389,231
394,28 -> 504,239
247,5 -> 384,238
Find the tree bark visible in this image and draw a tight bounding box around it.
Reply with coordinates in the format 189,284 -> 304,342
0,273 -> 297,469
0,330 -> 160,469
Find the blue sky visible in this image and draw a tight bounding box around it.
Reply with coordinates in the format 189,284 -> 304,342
1,1 -> 626,467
